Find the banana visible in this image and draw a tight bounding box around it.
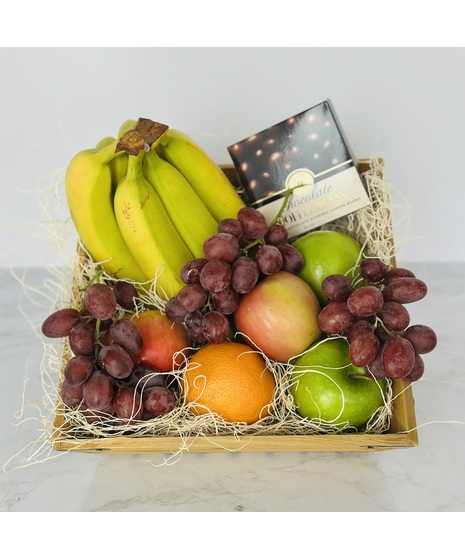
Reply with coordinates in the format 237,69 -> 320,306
114,151 -> 192,300
95,135 -> 128,188
143,148 -> 218,259
118,119 -> 138,136
65,140 -> 147,283
95,136 -> 115,148
157,129 -> 245,222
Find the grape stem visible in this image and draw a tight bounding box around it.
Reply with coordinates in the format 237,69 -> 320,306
80,268 -> 105,292
373,315 -> 397,337
94,319 -> 101,361
240,237 -> 263,254
240,183 -> 310,255
269,183 -> 310,227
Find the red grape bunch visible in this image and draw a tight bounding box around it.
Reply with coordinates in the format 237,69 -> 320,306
165,206 -> 305,347
317,257 -> 437,382
41,280 -> 176,423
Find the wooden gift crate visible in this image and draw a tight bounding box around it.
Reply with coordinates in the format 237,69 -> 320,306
52,159 -> 418,454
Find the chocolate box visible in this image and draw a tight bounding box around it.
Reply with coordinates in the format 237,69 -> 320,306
228,100 -> 371,239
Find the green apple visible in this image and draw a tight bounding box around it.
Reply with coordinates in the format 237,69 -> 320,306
290,337 -> 387,429
292,230 -> 362,306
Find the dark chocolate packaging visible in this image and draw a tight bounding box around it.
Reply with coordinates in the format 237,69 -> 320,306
227,99 -> 370,239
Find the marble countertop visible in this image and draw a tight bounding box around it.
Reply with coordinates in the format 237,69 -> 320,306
1,262 -> 464,512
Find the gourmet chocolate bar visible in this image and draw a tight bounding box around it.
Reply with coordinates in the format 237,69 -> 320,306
227,99 -> 370,239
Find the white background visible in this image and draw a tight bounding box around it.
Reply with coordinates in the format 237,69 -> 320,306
1,47 -> 464,268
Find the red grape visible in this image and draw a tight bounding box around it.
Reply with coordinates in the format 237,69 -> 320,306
211,285 -> 240,314
264,224 -> 288,245
142,386 -> 176,418
237,206 -> 268,239
318,301 -> 354,334
349,330 -> 380,367
360,257 -> 387,283
42,308 -> 80,338
404,324 -> 437,354
384,277 -> 427,304
184,311 -> 206,346
98,343 -> 133,379
165,296 -> 188,323
366,345 -> 388,379
347,285 -> 384,317
184,311 -> 203,329
180,258 -> 208,284
69,321 -> 96,356
83,370 -> 114,410
114,386 -> 143,421
84,283 -> 116,320
199,260 -> 232,293
187,324 -> 207,347
403,354 -> 425,382
321,274 -> 353,302
255,244 -> 283,275
203,233 -> 239,262
202,311 -> 230,344
385,268 -> 416,283
176,283 -> 208,311
381,336 -> 415,379
231,256 -> 259,294
217,218 -> 243,239
377,301 -> 410,331
347,319 -> 373,343
64,355 -> 94,386
60,378 -> 84,407
277,243 -> 304,274
113,280 -> 138,310
129,365 -> 167,391
109,319 -> 143,355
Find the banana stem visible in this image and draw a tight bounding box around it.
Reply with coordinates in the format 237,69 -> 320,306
116,119 -> 169,155
125,151 -> 145,182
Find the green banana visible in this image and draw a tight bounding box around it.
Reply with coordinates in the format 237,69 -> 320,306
143,148 -> 218,259
65,140 -> 147,283
114,151 -> 193,300
157,129 -> 246,222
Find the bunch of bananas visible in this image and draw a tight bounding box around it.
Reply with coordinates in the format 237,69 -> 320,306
65,118 -> 245,300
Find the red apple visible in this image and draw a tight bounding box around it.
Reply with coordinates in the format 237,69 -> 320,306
233,271 -> 322,362
131,310 -> 191,371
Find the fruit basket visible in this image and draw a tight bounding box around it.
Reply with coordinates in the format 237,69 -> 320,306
50,158 -> 419,454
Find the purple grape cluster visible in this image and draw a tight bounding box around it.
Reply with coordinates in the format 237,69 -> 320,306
166,206 -> 305,346
42,280 -> 176,423
317,257 -> 437,382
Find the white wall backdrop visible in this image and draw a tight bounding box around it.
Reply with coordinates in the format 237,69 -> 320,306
1,47 -> 464,268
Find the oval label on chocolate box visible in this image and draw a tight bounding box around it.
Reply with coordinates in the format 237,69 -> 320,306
285,168 -> 315,190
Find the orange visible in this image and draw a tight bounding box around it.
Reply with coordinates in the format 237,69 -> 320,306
182,341 -> 276,424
